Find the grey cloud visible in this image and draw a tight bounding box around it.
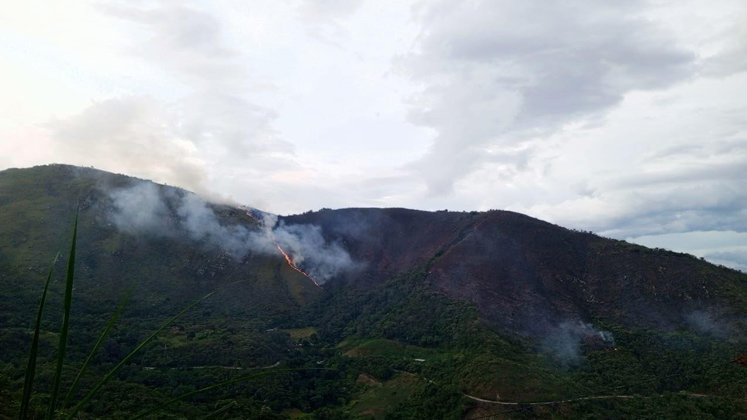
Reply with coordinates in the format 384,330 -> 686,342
527,131 -> 747,243
701,8 -> 747,77
98,2 -> 240,84
703,250 -> 747,273
404,0 -> 696,194
297,0 -> 364,46
623,229 -> 747,273
644,139 -> 747,161
599,147 -> 747,237
299,0 -> 364,20
596,187 -> 747,238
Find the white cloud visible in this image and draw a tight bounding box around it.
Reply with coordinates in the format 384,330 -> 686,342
403,0 -> 696,194
47,96 -> 209,192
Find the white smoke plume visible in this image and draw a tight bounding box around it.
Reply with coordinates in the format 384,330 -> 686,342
107,182 -> 355,283
109,182 -> 171,234
272,220 -> 355,281
542,320 -> 615,366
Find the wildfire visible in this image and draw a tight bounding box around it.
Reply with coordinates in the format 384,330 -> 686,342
275,244 -> 320,287
244,208 -> 320,288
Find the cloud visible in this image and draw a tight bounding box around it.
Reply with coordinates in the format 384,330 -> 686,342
296,0 -> 365,45
47,97 -> 209,193
703,250 -> 747,272
96,1 -> 242,86
523,105 -> 747,240
626,230 -> 747,273
30,1 -> 301,205
403,0 -> 696,195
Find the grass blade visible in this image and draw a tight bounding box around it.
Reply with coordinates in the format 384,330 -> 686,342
61,290 -> 131,409
19,252 -> 59,420
65,290 -> 217,419
47,212 -> 78,420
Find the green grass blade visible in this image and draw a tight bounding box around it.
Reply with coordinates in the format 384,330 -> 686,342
61,290 -> 131,409
47,212 -> 78,420
19,252 -> 59,420
65,290 -> 217,419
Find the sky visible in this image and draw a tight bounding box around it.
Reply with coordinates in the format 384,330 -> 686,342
0,0 -> 746,271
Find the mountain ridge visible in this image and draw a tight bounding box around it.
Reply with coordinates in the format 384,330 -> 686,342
1,164 -> 745,418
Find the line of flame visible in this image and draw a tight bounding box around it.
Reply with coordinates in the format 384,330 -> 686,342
275,244 -> 320,287
244,209 -> 320,287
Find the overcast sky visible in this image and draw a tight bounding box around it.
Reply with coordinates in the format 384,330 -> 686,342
1,0 -> 746,271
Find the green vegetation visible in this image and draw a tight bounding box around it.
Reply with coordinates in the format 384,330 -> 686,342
349,372 -> 421,419
283,327 -> 318,341
5,244 -> 745,418
16,215 -> 247,418
1,165 -> 745,418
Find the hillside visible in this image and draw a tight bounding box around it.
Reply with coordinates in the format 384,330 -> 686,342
1,164 -> 745,419
286,208 -> 746,338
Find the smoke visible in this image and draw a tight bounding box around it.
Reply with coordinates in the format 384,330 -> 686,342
175,192 -> 260,259
542,321 -> 615,366
272,220 -> 355,281
106,182 -> 355,283
683,309 -> 745,341
109,182 -> 172,234
251,212 -> 357,281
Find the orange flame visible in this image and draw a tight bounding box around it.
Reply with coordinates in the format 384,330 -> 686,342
244,209 -> 320,287
275,244 -> 320,287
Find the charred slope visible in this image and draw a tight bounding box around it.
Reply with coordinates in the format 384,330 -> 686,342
284,208 -> 747,339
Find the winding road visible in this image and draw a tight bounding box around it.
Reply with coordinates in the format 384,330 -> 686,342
463,391 -> 711,406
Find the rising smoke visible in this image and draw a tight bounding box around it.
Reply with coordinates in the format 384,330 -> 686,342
542,320 -> 615,366
257,213 -> 355,281
109,182 -> 172,234
107,181 -> 355,283
684,310 -> 742,340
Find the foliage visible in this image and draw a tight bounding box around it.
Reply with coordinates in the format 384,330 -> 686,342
1,165 -> 746,418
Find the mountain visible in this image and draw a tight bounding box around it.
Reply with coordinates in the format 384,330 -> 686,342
286,208 -> 746,338
1,164 -> 745,419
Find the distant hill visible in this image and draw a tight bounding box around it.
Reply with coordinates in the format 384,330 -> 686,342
1,164 -> 745,419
